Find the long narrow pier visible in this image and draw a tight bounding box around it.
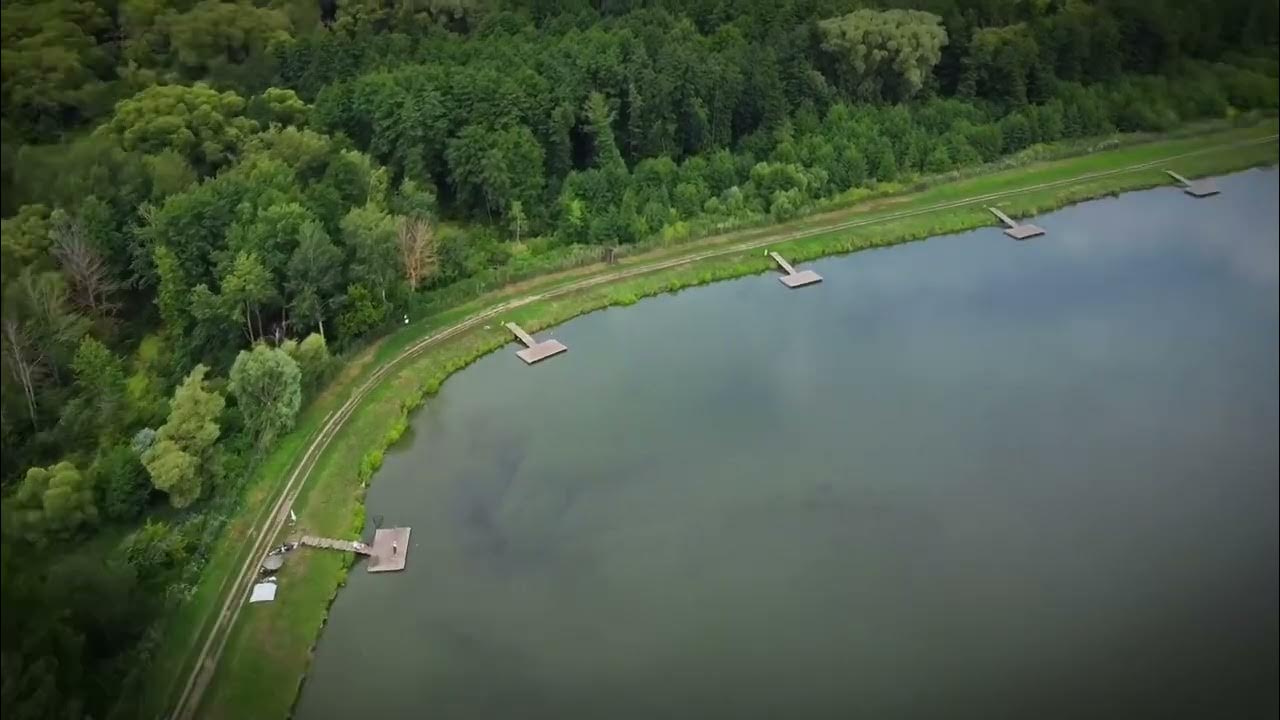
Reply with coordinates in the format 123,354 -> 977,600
1165,169 -> 1219,197
769,251 -> 822,288
505,322 -> 568,364
299,535 -> 373,555
987,206 -> 1045,240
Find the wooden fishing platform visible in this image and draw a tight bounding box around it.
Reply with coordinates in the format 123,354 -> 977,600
769,251 -> 823,288
367,527 -> 410,573
505,322 -> 567,364
988,207 -> 1045,240
299,527 -> 411,573
1166,170 -> 1219,198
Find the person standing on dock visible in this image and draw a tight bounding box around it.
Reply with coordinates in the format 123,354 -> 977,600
392,541 -> 398,555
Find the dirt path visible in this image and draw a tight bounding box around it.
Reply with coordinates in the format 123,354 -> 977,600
169,133 -> 1277,719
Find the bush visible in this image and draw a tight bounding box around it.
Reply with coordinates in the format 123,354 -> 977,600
999,113 -> 1034,152
924,145 -> 953,173
769,188 -> 805,220
96,444 -> 152,521
122,520 -> 193,589
290,332 -> 336,393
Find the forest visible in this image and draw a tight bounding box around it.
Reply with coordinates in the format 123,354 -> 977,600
1,0 -> 1278,717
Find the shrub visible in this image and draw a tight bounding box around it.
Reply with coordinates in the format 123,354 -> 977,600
96,444 -> 152,521
122,520 -> 193,589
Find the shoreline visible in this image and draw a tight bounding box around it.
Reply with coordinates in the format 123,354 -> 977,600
167,123 -> 1278,719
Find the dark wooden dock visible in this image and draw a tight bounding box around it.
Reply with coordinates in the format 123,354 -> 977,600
1165,170 -> 1219,198
505,322 -> 568,364
769,251 -> 823,288
988,207 -> 1045,240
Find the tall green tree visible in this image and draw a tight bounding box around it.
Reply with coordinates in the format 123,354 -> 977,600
220,251 -> 276,343
286,220 -> 343,339
228,344 -> 301,450
341,205 -> 400,304
71,336 -> 127,436
445,124 -> 546,222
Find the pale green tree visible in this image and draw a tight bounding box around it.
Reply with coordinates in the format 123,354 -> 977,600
228,344 -> 301,450
143,365 -> 224,507
6,461 -> 98,543
97,83 -> 258,173
817,9 -> 948,103
141,439 -> 199,508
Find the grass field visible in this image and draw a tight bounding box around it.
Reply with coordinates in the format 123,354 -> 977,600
140,120 -> 1277,720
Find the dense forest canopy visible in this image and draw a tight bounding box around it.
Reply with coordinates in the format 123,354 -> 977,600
2,0 -> 1278,717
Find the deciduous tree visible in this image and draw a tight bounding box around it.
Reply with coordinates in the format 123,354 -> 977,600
98,83 -> 258,173
396,216 -> 437,291
6,461 -> 98,543
143,365 -> 224,508
51,210 -> 119,317
228,344 -> 301,450
817,9 -> 948,103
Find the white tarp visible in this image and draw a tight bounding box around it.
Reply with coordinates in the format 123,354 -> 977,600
249,582 -> 278,603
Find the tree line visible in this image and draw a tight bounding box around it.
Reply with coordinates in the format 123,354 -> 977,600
2,0 -> 1278,717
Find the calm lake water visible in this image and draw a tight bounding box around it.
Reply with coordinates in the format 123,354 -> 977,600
295,170 -> 1279,720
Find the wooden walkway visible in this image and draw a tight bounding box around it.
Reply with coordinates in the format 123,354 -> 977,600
1165,169 -> 1219,197
987,206 -> 1045,240
769,251 -> 823,288
505,322 -> 568,364
299,535 -> 373,555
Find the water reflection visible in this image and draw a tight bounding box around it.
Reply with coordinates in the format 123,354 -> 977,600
296,169 -> 1278,720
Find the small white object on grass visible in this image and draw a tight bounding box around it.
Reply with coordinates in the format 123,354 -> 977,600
403,314 -> 409,325
249,583 -> 278,603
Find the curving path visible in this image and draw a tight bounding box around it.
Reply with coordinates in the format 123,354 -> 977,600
170,133 -> 1277,719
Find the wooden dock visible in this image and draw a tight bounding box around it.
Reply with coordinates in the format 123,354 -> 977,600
987,207 -> 1045,240
769,251 -> 823,288
299,527 -> 411,573
1165,169 -> 1219,198
368,527 -> 410,573
504,322 -> 567,364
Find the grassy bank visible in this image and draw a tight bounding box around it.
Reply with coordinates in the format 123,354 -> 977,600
155,122 -> 1276,720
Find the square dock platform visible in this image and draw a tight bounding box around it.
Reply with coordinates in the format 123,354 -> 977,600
368,527 -> 411,573
780,270 -> 823,288
1004,224 -> 1045,240
516,339 -> 568,364
1183,180 -> 1220,197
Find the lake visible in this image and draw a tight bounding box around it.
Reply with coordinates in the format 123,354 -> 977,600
295,169 -> 1279,720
